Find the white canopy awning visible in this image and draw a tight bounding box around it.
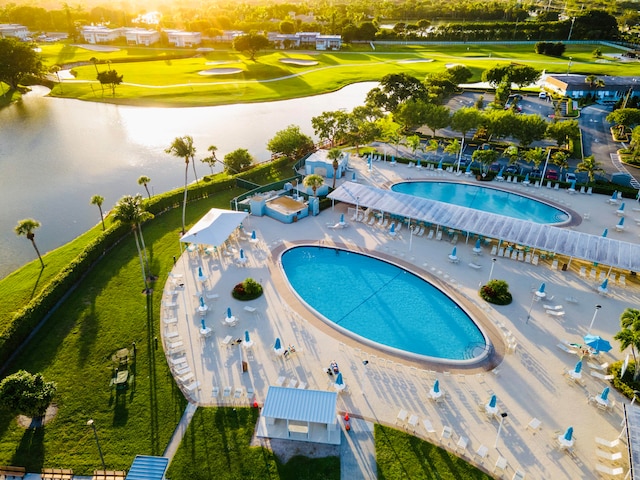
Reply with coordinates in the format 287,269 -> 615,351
180,208 -> 248,247
328,182 -> 640,272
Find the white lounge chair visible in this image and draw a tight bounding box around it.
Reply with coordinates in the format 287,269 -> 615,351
512,471 -> 526,480
475,445 -> 489,462
455,436 -> 469,454
546,310 -> 565,317
435,231 -> 443,241
422,418 -> 436,435
579,266 -> 587,277
557,342 -> 578,355
396,409 -> 408,425
595,464 -> 625,477
596,449 -> 623,463
591,371 -> 614,381
596,437 -> 621,449
543,304 -> 563,311
526,417 -> 541,432
588,362 -> 609,371
619,275 -> 627,287
408,414 -> 419,432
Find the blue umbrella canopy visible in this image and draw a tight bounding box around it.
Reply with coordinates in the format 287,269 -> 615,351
199,296 -> 205,308
475,238 -> 481,249
618,217 -> 625,226
352,171 -> 357,181
335,372 -> 344,385
600,387 -> 610,401
564,426 -> 574,441
600,278 -> 609,290
451,246 -> 457,257
611,191 -> 618,201
465,163 -> 472,173
274,337 -> 282,350
201,318 -> 206,330
417,158 -> 422,167
524,173 -> 529,182
619,202 -> 626,211
538,283 -> 546,294
602,228 -> 608,238
574,360 -> 583,374
570,180 -> 576,189
226,307 -> 232,318
438,159 -> 443,169
390,223 -> 395,233
433,380 -> 440,393
198,266 -> 203,277
251,230 -> 256,240
245,330 -> 250,342
584,334 -> 612,353
489,394 -> 497,408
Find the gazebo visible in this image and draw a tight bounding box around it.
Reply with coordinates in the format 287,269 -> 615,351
179,208 -> 248,247
257,386 -> 341,445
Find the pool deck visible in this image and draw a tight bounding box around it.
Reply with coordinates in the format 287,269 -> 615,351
163,157 -> 640,479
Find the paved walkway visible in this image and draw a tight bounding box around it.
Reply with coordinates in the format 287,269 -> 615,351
159,155 -> 640,479
340,417 -> 376,480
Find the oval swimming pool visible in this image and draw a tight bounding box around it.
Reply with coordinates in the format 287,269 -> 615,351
392,181 -> 570,224
281,246 -> 489,363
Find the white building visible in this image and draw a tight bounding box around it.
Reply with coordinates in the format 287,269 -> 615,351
165,30 -> 201,47
81,26 -> 122,44
315,35 -> 341,51
123,28 -> 160,46
0,24 -> 30,40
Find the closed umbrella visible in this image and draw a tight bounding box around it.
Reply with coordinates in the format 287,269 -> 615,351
535,282 -> 546,299
417,158 -> 422,168
473,239 -> 482,254
368,157 -> 372,170
437,159 -> 443,170
600,278 -> 609,291
391,155 -> 396,164
564,426 -> 574,442
465,163 -> 472,173
201,318 -> 206,330
523,173 -> 530,183
352,171 -> 357,181
618,217 -> 625,227
199,297 -> 205,308
475,238 -> 481,249
574,360 -> 583,374
451,246 -> 457,257
619,202 -> 626,213
611,191 -> 618,201
433,380 -> 440,393
198,266 -> 203,277
226,307 -> 232,318
334,372 -> 345,391
274,337 -> 284,356
570,180 -> 576,190
340,213 -> 345,225
243,330 -> 253,348
488,394 -> 497,408
600,387 -> 610,402
390,223 -> 396,234
251,230 -> 256,240
240,249 -> 245,259
602,228 -> 608,238
498,166 -> 504,177
584,334 -> 612,353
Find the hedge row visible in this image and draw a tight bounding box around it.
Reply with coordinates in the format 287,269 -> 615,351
0,171 -> 251,366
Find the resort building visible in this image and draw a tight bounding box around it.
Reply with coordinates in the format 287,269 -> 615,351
81,26 -> 122,44
123,28 -> 160,46
0,24 -> 30,40
165,30 -> 202,47
545,74 -> 640,104
269,31 -> 343,50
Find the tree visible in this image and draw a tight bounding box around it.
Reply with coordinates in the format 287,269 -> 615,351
524,147 -> 547,169
201,145 -> 219,174
233,33 -> 270,61
615,308 -> 640,381
224,148 -> 253,174
90,194 -> 106,231
15,218 -> 44,268
472,149 -> 499,174
546,120 -> 580,148
504,145 -> 520,165
446,65 -> 473,86
327,147 -> 342,189
90,56 -> 100,75
551,151 -> 570,175
405,134 -> 422,159
513,114 -> 548,147
279,20 -> 295,34
0,38 -> 42,91
303,174 -> 324,197
343,106 -> 382,155
49,65 -> 62,93
607,109 -> 640,138
422,103 -> 451,137
267,125 -> 314,159
137,175 -> 151,199
576,154 -> 605,184
96,69 -> 123,96
451,107 -> 482,140
113,194 -> 154,292
311,111 -> 349,148
365,73 -> 429,113
394,98 -> 429,131
0,370 -> 56,419
165,136 -> 196,234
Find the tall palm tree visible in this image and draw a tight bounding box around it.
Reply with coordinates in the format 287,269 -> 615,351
524,147 -> 546,170
303,174 -> 324,197
406,135 -> 421,160
615,308 -> 640,381
201,145 -> 219,175
15,218 -> 44,268
90,194 -> 106,230
327,148 -> 342,189
165,136 -> 196,234
112,194 -> 154,293
137,175 -> 152,199
90,57 -> 100,75
576,155 -> 605,184
551,151 -> 569,178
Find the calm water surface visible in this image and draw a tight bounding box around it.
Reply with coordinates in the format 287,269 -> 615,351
0,83 -> 375,278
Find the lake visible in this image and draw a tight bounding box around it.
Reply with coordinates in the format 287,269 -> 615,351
0,82 -> 375,278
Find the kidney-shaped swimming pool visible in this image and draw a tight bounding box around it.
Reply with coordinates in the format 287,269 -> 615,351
281,246 -> 489,364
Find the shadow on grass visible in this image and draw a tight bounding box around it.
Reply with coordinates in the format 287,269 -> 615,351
146,291 -> 161,455
13,426 -> 44,471
29,267 -> 45,301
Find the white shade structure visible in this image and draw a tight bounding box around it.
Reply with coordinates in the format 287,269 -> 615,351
328,183 -> 640,271
180,208 -> 248,247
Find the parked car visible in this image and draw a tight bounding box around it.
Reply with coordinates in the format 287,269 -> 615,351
538,91 -> 547,99
489,163 -> 502,173
565,172 -> 577,183
529,168 -> 542,179
545,170 -> 559,180
505,165 -> 520,175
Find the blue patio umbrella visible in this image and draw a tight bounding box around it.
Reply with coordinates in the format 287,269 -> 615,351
618,217 -> 625,227
433,380 -> 440,393
240,249 -> 245,259
564,426 -> 574,442
465,163 -> 472,173
488,394 -> 497,408
274,337 -> 282,350
600,387 -> 610,401
417,158 -> 422,167
368,157 -> 372,169
570,180 -> 576,190
340,213 -> 345,224
574,360 -> 583,374
335,372 -> 344,386
390,223 -> 396,234
538,283 -> 546,294
198,266 -> 203,277
352,171 -> 357,181
584,334 -> 612,353
524,173 -> 530,182
437,159 -> 443,170
244,330 -> 250,343
600,277 -> 609,291
498,166 -> 504,177
391,155 -> 396,164
201,318 -> 206,330
611,191 -> 618,201
602,228 -> 608,238
251,230 -> 256,240
226,307 -> 232,318
475,238 -> 482,249
619,202 -> 626,212
199,296 -> 205,308
451,246 -> 457,257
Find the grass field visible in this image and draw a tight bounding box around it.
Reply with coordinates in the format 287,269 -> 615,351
37,42 -> 640,107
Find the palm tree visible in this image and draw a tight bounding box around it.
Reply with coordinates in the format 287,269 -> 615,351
424,139 -> 439,161
524,147 -> 546,170
90,57 -> 100,75
327,148 -> 342,189
576,155 -> 605,184
15,219 -> 44,268
165,136 -> 196,234
406,135 -> 421,160
615,308 -> 640,381
303,174 -> 324,197
90,194 -> 106,230
201,145 -> 219,175
112,194 -> 154,293
551,151 -> 569,178
137,175 -> 152,199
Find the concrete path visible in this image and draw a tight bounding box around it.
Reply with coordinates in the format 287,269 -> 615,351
340,417 -> 377,480
163,402 -> 198,463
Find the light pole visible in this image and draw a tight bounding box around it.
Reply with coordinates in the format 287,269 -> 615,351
567,17 -> 576,41
539,148 -> 552,188
495,412 -> 508,448
567,56 -> 573,75
488,258 -> 497,283
87,419 -> 106,471
587,305 -> 603,334
355,196 -> 360,221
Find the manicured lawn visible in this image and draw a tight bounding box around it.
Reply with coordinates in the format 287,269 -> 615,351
376,424 -> 492,480
166,407 -> 340,480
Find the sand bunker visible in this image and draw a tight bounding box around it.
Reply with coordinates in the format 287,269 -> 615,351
398,58 -> 433,64
205,61 -> 234,65
73,44 -> 120,52
279,58 -> 318,66
445,63 -> 464,68
199,68 -> 243,76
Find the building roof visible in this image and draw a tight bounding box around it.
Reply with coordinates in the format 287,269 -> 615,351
262,386 -> 337,424
328,182 -> 640,271
126,455 -> 169,480
547,74 -> 640,89
180,208 -> 248,247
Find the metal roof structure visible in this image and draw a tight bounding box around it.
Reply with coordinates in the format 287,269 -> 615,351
179,208 -> 248,247
328,182 -> 640,271
125,455 -> 169,480
261,386 -> 337,424
624,404 -> 638,480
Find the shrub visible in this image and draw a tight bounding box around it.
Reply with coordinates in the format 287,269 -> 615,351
479,279 -> 512,305
611,360 -> 640,399
232,278 -> 263,300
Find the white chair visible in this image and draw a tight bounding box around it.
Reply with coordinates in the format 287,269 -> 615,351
596,437 -> 621,449
494,456 -> 508,474
595,464 -> 625,477
619,275 -> 627,287
408,414 -> 419,432
396,409 -> 408,425
526,417 -> 541,432
596,448 -> 623,463
455,436 -> 468,454
422,418 -> 436,435
512,470 -> 526,480
475,445 -> 489,462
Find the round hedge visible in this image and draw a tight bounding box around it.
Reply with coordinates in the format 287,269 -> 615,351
479,279 -> 513,305
231,278 -> 263,301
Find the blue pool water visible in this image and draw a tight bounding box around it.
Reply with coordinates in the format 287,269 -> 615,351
281,246 -> 487,362
392,181 -> 570,224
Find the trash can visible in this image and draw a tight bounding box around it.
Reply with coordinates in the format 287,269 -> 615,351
562,263 -> 568,272
242,361 -> 248,373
